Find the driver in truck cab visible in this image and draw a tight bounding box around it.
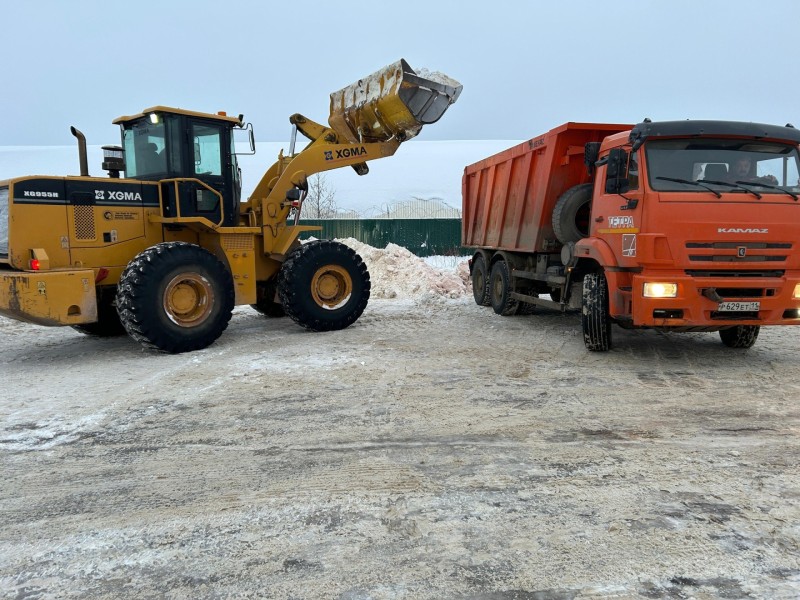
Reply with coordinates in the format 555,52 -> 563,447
728,156 -> 778,185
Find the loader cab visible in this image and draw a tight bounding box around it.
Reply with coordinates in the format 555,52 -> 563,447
113,106 -> 245,227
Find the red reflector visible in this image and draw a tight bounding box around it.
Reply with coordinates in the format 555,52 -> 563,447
95,267 -> 110,283
30,259 -> 41,270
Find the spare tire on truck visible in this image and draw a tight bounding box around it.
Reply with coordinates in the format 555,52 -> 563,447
552,183 -> 594,245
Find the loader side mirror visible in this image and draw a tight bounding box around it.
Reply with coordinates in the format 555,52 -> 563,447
605,148 -> 630,194
194,141 -> 201,165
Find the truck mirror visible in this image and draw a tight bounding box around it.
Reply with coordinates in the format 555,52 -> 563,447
605,148 -> 630,194
194,141 -> 201,165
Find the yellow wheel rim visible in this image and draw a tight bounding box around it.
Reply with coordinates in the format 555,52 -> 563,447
310,265 -> 352,309
163,272 -> 214,327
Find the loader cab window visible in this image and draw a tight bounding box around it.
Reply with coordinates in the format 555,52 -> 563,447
122,118 -> 168,179
192,124 -> 224,177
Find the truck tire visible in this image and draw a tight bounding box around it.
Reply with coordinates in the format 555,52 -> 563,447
553,183 -> 593,245
582,271 -> 612,351
719,325 -> 760,349
471,255 -> 490,306
489,260 -> 518,316
116,242 -> 235,353
278,240 -> 370,332
251,279 -> 285,318
72,290 -> 126,337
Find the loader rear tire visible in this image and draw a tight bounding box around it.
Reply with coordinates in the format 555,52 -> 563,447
278,240 -> 370,332
471,255 -> 490,306
553,183 -> 593,245
72,289 -> 126,337
116,242 -> 234,353
719,325 -> 760,349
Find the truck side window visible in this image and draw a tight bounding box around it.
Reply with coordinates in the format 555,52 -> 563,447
627,152 -> 639,191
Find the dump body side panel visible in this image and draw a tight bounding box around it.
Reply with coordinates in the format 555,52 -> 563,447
462,123 -> 631,253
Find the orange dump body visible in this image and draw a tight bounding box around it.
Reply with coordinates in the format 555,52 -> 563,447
461,122 -> 630,252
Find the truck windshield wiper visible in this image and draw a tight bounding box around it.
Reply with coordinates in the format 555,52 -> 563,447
698,179 -> 762,199
656,176 -> 721,198
735,180 -> 799,201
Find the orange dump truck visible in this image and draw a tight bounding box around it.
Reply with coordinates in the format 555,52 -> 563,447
463,120 -> 800,350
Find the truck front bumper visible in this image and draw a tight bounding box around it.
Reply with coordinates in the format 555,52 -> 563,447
630,273 -> 800,327
0,269 -> 97,326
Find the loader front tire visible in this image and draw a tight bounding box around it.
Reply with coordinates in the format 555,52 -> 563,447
116,242 -> 235,353
278,240 -> 370,332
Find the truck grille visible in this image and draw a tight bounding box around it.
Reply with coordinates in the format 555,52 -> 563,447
686,241 -> 791,264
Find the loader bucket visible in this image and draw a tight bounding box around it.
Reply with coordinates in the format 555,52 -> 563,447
329,59 -> 462,144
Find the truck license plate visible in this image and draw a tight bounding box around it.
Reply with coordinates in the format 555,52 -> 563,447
718,301 -> 760,312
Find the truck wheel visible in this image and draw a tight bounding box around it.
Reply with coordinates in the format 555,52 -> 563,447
582,271 -> 612,351
72,290 -> 126,337
251,279 -> 285,318
471,255 -> 490,306
553,183 -> 593,245
116,242 -> 235,353
489,260 -> 518,316
278,240 -> 370,332
719,325 -> 760,349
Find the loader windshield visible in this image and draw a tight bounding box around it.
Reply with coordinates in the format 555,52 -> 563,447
122,118 -> 168,179
646,139 -> 800,195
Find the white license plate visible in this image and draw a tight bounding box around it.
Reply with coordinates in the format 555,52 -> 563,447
718,301 -> 760,312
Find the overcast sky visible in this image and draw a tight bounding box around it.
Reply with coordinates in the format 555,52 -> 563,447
2,0 -> 799,146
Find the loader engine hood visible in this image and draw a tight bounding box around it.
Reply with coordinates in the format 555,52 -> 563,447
329,59 -> 462,144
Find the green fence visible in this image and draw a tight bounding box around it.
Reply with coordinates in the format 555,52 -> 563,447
298,219 -> 466,257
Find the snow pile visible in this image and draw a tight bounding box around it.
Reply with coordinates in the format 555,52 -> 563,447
338,238 -> 470,303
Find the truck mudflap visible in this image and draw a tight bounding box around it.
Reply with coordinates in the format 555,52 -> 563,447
0,269 -> 97,326
329,58 -> 462,144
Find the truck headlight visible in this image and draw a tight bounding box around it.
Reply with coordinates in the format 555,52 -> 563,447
643,282 -> 678,298
794,283 -> 800,299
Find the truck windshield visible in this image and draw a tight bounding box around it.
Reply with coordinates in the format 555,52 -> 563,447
645,138 -> 800,195
122,118 -> 167,179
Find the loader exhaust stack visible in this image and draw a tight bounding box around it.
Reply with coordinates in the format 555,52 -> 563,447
70,126 -> 89,177
329,59 -> 462,144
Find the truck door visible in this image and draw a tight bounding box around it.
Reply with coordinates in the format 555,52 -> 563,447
592,148 -> 644,267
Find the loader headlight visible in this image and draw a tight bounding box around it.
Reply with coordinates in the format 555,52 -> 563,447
793,283 -> 800,299
149,113 -> 160,124
643,282 -> 678,298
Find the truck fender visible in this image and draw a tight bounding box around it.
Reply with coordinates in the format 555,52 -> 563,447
573,238 -> 626,316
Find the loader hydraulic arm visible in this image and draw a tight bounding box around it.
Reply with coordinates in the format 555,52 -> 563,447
244,58 -> 462,256
246,114 -> 401,251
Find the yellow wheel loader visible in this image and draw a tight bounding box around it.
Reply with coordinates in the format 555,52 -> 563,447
0,60 -> 461,353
